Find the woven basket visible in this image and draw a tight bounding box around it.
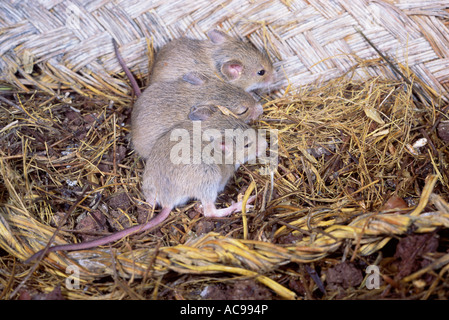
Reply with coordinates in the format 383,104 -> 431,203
1,0 -> 448,99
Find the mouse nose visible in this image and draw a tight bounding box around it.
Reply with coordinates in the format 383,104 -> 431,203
266,71 -> 277,84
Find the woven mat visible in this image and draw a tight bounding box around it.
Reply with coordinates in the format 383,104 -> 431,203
0,0 -> 448,99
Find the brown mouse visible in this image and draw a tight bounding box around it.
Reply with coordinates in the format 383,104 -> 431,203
114,38 -> 265,162
25,111 -> 267,263
142,107 -> 267,217
131,71 -> 264,160
150,29 -> 276,93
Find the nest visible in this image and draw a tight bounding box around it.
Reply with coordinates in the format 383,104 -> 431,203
1,65 -> 449,299
1,0 -> 449,300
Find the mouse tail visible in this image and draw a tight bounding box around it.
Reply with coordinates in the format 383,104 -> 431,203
25,207 -> 171,264
112,38 -> 142,97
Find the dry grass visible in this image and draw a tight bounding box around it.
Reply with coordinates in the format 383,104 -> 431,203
1,56 -> 449,299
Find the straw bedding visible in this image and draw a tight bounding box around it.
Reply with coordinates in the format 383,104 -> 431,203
1,0 -> 449,300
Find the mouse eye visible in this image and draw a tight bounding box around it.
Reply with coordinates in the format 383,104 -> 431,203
236,108 -> 249,116
257,69 -> 266,76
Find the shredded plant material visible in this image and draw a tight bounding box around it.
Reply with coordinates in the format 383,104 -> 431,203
1,59 -> 448,299
1,0 -> 449,300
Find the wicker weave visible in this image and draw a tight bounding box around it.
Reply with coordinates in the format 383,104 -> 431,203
1,0 -> 448,99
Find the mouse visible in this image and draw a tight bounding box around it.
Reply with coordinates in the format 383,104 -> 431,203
131,71 -> 264,160
142,106 -> 268,217
150,29 -> 276,93
25,110 -> 267,263
114,38 -> 266,162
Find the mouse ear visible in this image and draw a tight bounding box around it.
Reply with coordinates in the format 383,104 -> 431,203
182,72 -> 208,86
221,60 -> 243,81
188,105 -> 218,121
207,29 -> 229,44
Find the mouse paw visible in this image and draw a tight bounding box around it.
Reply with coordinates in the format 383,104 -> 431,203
202,196 -> 256,218
202,201 -> 238,218
231,195 -> 256,212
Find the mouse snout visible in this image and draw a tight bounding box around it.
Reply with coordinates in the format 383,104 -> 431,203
267,72 -> 276,84
264,69 -> 277,85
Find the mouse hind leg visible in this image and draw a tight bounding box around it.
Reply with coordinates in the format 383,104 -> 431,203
142,175 -> 158,208
201,195 -> 256,218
